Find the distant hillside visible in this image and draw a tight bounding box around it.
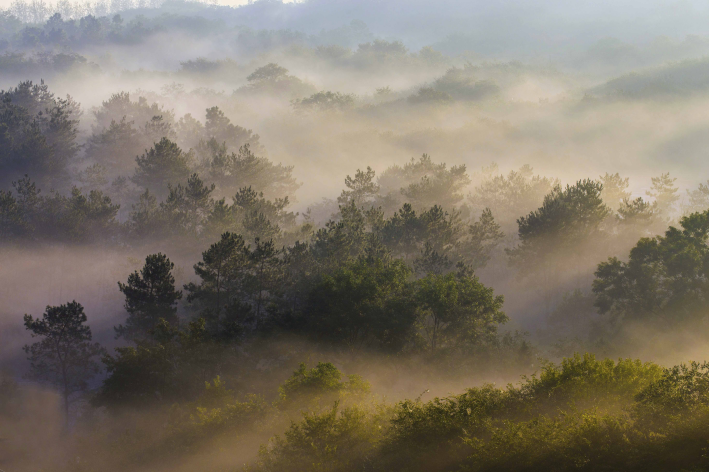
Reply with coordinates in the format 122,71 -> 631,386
588,57 -> 709,98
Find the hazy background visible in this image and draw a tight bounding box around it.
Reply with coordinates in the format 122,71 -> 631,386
3,0 -> 709,469
2,0 -> 709,364
2,0 -> 709,400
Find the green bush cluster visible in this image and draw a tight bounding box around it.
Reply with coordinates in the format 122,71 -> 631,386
254,354 -> 709,471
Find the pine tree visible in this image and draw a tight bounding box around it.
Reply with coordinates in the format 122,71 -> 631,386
647,172 -> 679,219
248,238 -> 281,321
185,232 -> 251,334
599,172 -> 631,209
23,301 -> 104,422
133,137 -> 192,194
116,253 -> 183,342
337,167 -> 379,207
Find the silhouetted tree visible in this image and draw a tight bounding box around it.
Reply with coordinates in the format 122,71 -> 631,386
116,253 -> 183,342
201,143 -> 298,201
97,318 -> 227,409
203,106 -> 260,151
378,154 -> 470,212
416,271 -> 507,352
337,166 -> 379,207
248,238 -> 281,322
305,257 -> 416,351
133,137 -> 192,194
508,179 -> 611,277
594,209 -> 709,328
684,180 -> 709,216
23,301 -> 104,421
292,91 -> 356,112
458,208 -> 505,269
469,165 -> 558,231
600,172 -> 631,210
160,173 -> 215,237
647,172 -> 679,219
0,80 -> 80,189
185,232 -> 251,335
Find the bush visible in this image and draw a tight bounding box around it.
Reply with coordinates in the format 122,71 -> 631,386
256,402 -> 391,471
278,362 -> 371,408
255,354 -> 677,471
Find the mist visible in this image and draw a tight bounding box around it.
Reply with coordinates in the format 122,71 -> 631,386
2,0 -> 709,470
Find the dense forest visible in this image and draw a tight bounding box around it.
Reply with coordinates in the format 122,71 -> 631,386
3,0 -> 709,470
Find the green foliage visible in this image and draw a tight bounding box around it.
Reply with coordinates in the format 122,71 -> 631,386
116,253 -> 183,342
594,209 -> 709,326
97,318 -> 232,408
463,411 -> 635,471
185,231 -> 251,336
247,63 -> 290,83
514,353 -> 663,410
257,403 -> 389,471
377,202 -> 503,272
617,196 -> 655,227
415,270 -> 507,352
199,143 -> 298,201
248,237 -> 283,321
171,391 -> 271,445
23,301 -> 104,418
0,187 -> 22,239
160,173 -> 215,237
54,186 -> 120,241
92,92 -> 174,133
278,362 -> 370,407
133,137 -> 193,194
449,356 -> 709,471
337,166 -> 379,207
459,207 -> 505,269
96,338 -> 176,407
202,106 -> 259,152
0,80 -> 80,188
254,354 -> 669,471
0,175 -> 120,243
381,203 -> 458,261
508,179 -> 611,278
378,154 -> 471,211
126,178 -> 297,243
633,361 -> 709,429
87,93 -> 175,176
304,258 -> 416,350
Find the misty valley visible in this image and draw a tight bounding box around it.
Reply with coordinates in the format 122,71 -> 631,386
3,0 -> 709,470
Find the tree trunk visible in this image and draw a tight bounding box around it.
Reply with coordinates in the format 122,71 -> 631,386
61,363 -> 69,429
64,384 -> 70,428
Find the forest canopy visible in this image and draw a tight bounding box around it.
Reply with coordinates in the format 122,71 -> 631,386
2,0 -> 709,470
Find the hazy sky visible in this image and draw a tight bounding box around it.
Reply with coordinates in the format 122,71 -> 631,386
0,0 -> 300,9
216,0 -> 299,5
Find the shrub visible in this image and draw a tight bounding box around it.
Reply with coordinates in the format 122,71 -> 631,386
278,362 -> 370,408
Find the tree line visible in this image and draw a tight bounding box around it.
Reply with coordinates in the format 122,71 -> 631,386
9,78 -> 709,432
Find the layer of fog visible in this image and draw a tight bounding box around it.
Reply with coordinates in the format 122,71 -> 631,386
4,5 -> 709,462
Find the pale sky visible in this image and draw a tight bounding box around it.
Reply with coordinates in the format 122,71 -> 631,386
0,0 -> 300,11
213,0 -> 300,5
